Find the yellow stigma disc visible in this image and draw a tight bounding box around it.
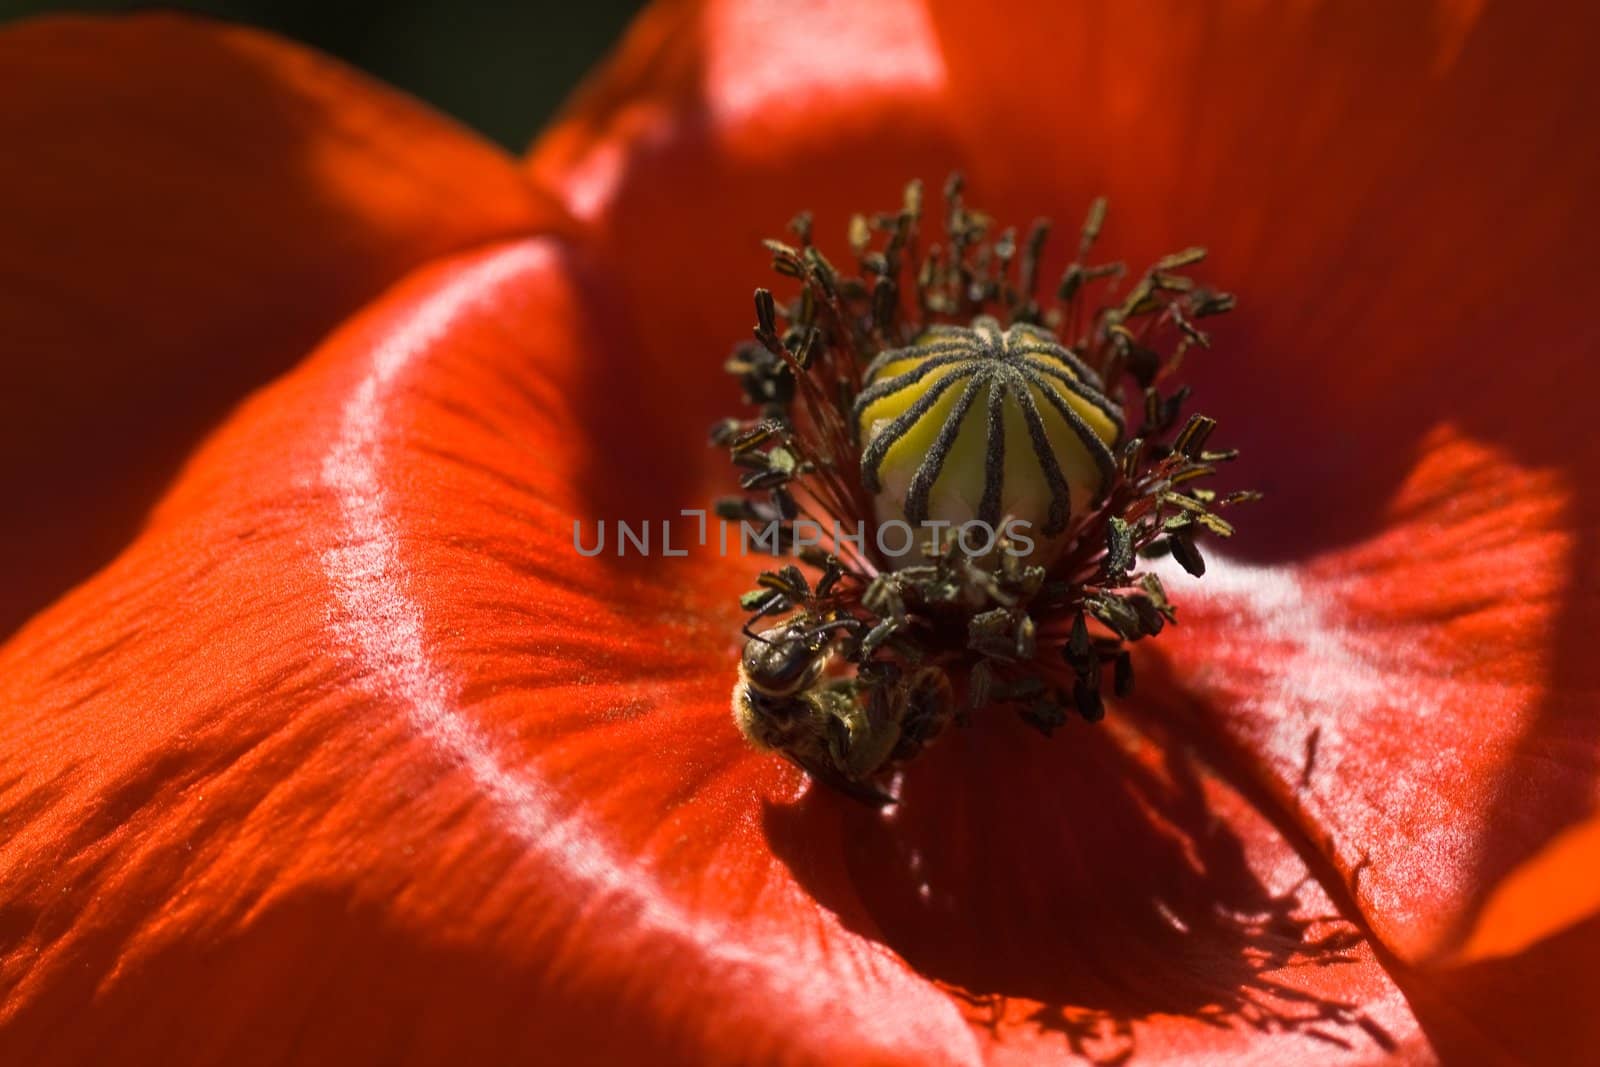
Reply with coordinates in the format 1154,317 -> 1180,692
854,316 -> 1122,557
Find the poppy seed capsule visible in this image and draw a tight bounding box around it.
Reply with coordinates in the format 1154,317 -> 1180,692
854,316 -> 1122,565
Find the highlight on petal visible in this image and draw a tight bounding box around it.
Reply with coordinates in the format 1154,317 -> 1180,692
0,13 -> 559,637
1154,427 -> 1574,956
1152,426 -> 1600,1059
703,0 -> 946,131
0,238 -> 1425,1063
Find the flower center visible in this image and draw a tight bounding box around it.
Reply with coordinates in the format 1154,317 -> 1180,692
713,176 -> 1255,804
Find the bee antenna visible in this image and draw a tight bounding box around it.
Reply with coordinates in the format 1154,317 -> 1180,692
804,617 -> 863,643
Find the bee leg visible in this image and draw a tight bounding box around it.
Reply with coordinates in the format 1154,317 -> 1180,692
781,750 -> 895,807
741,590 -> 797,643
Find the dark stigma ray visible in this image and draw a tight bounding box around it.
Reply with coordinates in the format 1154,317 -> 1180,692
979,376 -> 1007,528
1010,377 -> 1074,535
1019,355 -> 1125,436
851,352 -> 979,416
858,370 -> 970,492
860,338 -> 977,380
1005,332 -> 1108,390
903,370 -> 991,526
1013,362 -> 1118,498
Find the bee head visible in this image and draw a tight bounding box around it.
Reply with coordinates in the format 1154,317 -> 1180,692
739,624 -> 828,698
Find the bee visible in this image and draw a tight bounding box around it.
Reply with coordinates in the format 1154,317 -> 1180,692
732,615 -> 954,806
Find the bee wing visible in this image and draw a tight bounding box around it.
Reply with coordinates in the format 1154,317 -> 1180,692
780,751 -> 896,808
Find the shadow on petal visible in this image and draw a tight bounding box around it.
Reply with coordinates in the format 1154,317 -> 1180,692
765,708 -> 1409,1063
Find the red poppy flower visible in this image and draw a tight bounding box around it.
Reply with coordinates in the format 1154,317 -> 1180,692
2,3 -> 1596,1064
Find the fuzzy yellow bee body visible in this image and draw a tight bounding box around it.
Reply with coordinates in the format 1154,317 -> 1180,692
732,619 -> 953,805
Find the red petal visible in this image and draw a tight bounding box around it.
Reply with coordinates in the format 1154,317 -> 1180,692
529,0 -> 1600,1049
0,241 -> 1425,1063
0,14 -> 557,636
1150,427 -> 1600,1061
528,0 -> 963,437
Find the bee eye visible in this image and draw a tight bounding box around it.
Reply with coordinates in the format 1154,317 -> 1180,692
741,630 -> 824,696
853,316 -> 1122,556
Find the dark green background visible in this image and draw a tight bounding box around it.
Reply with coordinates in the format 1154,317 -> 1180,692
0,0 -> 647,148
